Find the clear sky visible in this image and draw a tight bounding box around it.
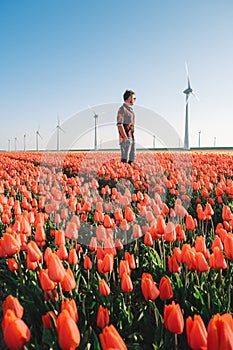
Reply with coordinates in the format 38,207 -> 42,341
1,0 -> 233,151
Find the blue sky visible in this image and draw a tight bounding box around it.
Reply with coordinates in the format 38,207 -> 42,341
1,0 -> 233,150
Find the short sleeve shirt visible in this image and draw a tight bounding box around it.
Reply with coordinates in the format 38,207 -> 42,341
117,103 -> 135,141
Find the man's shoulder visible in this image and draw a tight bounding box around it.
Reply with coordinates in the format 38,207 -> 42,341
117,104 -> 125,113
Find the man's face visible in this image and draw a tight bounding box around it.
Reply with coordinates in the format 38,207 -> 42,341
128,94 -> 136,105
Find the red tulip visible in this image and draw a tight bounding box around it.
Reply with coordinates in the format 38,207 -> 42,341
185,214 -> 196,230
47,252 -> 65,282
38,269 -> 56,291
141,272 -> 160,300
164,221 -> 176,242
164,301 -> 184,334
97,305 -> 110,328
57,310 -> 80,350
61,298 -> 78,322
207,313 -> 233,350
2,295 -> 24,318
2,232 -> 20,256
224,233 -> 233,259
61,268 -> 76,292
99,324 -> 127,350
121,272 -> 133,293
7,258 -> 18,271
124,252 -> 136,270
84,255 -> 92,269
195,252 -> 209,272
168,255 -> 181,273
186,314 -> 207,349
2,309 -> 30,350
159,276 -> 173,300
42,311 -> 57,329
119,260 -> 130,279
68,248 -> 78,265
99,278 -> 110,296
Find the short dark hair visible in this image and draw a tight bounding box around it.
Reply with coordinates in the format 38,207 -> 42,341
123,89 -> 135,101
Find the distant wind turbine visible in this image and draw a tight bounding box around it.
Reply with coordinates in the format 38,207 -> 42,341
36,127 -> 42,151
8,139 -> 11,152
56,116 -> 65,151
23,134 -> 26,151
88,106 -> 105,150
183,62 -> 199,150
14,137 -> 18,151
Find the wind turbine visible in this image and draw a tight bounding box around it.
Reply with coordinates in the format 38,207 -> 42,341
56,116 -> 65,151
14,137 -> 18,151
8,139 -> 11,152
23,134 -> 26,151
198,130 -> 201,148
183,62 -> 199,150
36,127 -> 42,151
88,106 -> 105,150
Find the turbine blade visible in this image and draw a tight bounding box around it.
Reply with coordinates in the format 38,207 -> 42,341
192,91 -> 199,102
185,62 -> 192,88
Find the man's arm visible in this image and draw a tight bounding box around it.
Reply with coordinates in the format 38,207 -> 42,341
117,110 -> 128,141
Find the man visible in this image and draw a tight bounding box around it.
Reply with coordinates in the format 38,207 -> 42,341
117,89 -> 136,164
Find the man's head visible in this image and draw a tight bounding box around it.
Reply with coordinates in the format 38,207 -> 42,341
123,89 -> 136,105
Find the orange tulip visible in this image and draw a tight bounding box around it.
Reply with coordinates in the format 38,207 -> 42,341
144,231 -> 153,246
2,232 -> 20,256
55,230 -> 66,246
57,310 -> 80,350
164,301 -> 184,334
185,214 -> 196,230
47,252 -> 65,282
2,309 -> 30,350
97,305 -> 110,328
121,272 -> 133,293
99,278 -> 111,296
222,205 -> 233,221
42,311 -> 57,329
168,255 -> 181,273
124,206 -> 136,222
141,272 -> 160,300
164,221 -> 176,242
7,258 -> 18,271
186,314 -> 207,350
2,295 -> 24,318
35,222 -> 46,243
61,268 -> 76,292
99,324 -> 127,350
68,248 -> 79,265
38,269 -> 56,291
124,252 -> 136,270
119,260 -> 130,279
61,298 -> 78,322
159,276 -> 173,300
195,252 -> 209,272
207,313 -> 233,350
57,244 -> 69,261
27,240 -> 42,262
84,255 -> 92,270
210,246 -> 227,269
224,233 -> 233,259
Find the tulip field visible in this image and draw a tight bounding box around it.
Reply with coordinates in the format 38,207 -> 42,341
0,150 -> 233,350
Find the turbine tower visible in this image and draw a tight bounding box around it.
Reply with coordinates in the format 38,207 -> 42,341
183,63 -> 198,150
23,134 -> 26,151
36,127 -> 42,151
93,111 -> 98,150
56,116 -> 65,151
